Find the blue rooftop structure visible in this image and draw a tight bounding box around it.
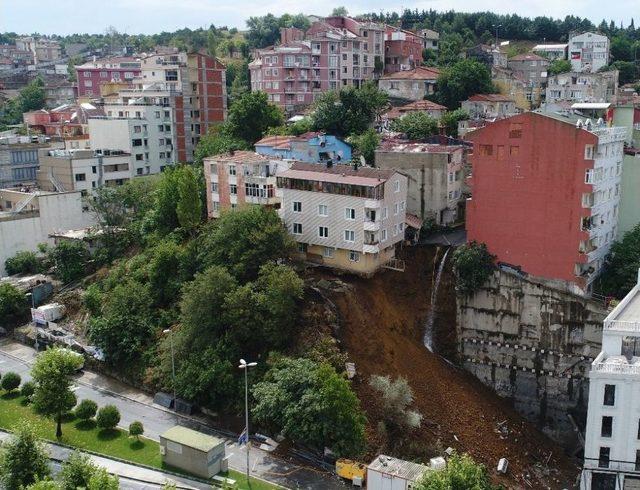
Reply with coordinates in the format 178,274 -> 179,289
254,132 -> 352,163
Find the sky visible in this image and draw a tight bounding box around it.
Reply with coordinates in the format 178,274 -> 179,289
1,0 -> 637,36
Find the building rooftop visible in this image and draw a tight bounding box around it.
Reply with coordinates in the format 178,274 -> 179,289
603,271 -> 640,333
533,43 -> 568,50
255,132 -> 332,150
368,455 -> 429,481
466,94 -> 515,103
377,140 -> 463,154
278,162 -> 395,187
509,53 -> 547,62
381,66 -> 440,80
384,100 -> 447,120
204,151 -> 270,164
160,426 -> 224,453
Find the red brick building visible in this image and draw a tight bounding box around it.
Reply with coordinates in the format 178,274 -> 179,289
76,57 -> 141,97
384,27 -> 424,73
466,112 -> 625,292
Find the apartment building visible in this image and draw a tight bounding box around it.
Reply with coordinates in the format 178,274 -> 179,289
379,66 -> 440,101
466,111 -> 626,293
0,135 -> 51,187
466,44 -> 507,69
546,71 -> 619,106
76,57 -> 142,97
250,17 -> 385,114
492,66 -> 544,111
580,272 -> 640,490
533,44 -> 568,61
24,103 -> 104,139
15,37 -> 62,64
277,162 -> 407,276
381,100 -> 447,129
461,94 -> 517,119
418,29 -> 439,52
569,32 -> 610,73
507,53 -> 549,87
384,27 -> 424,74
203,151 -> 292,218
375,141 -> 465,225
254,133 -> 352,163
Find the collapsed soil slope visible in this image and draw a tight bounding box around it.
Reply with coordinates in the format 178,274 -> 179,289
326,246 -> 580,489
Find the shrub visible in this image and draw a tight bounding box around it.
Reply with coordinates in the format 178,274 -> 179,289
75,399 -> 98,421
5,251 -> 40,275
96,405 -> 120,430
1,371 -> 21,392
0,283 -> 28,322
451,241 -> 496,295
128,421 -> 144,440
21,381 -> 36,399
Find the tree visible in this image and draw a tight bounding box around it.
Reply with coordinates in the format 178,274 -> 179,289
66,56 -> 83,83
226,91 -> 284,144
331,6 -> 348,16
547,59 -> 572,75
0,422 -> 50,490
176,165 -> 202,233
440,108 -> 469,137
129,421 -> 144,440
252,357 -> 366,457
390,112 -> 439,140
19,77 -> 46,113
434,59 -> 495,109
415,452 -> 499,490
75,399 -> 98,421
26,480 -> 61,490
599,224 -> 640,298
96,405 -> 120,431
369,375 -> 421,438
437,33 -> 465,66
48,241 -> 90,283
609,61 -> 638,85
59,452 -> 97,490
31,348 -> 83,439
5,251 -> 40,275
1,372 -> 21,392
87,468 -> 118,490
20,381 -> 36,399
194,124 -> 249,164
0,283 -> 28,324
349,129 -> 379,165
451,241 -> 496,295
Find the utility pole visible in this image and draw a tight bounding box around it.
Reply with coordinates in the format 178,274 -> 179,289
493,24 -> 502,49
162,329 -> 176,412
239,358 -> 257,485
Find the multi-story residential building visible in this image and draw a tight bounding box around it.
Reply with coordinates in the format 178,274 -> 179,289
546,71 -> 619,106
569,32 -> 610,73
384,27 -> 423,74
43,80 -> 77,108
15,37 -> 62,64
116,51 -> 227,162
492,66 -> 544,111
0,187 -> 94,276
580,272 -> 640,490
461,94 -> 517,119
533,44 -> 568,61
375,141 -> 465,225
612,104 -> 640,237
250,17 -> 385,114
76,57 -> 142,97
381,100 -> 447,129
378,66 -> 440,101
507,53 -> 549,87
0,135 -> 51,187
466,111 -> 626,293
277,162 -> 407,276
418,29 -> 439,52
466,44 -> 507,69
24,103 -> 104,139
254,133 -> 351,163
203,151 -> 293,218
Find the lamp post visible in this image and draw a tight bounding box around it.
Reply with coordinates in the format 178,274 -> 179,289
162,329 -> 176,411
26,292 -> 38,351
239,358 -> 257,485
493,24 -> 502,49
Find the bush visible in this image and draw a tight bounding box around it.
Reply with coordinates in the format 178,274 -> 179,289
21,381 -> 36,399
59,451 -> 97,490
415,452 -> 499,489
48,241 -> 90,283
390,112 -> 438,140
1,371 -> 21,392
96,405 -> 120,430
5,251 -> 40,275
128,421 -> 144,440
452,241 -> 496,295
75,399 -> 98,421
0,283 -> 28,322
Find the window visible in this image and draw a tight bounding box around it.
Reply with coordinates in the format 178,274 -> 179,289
100,71 -> 108,78
349,251 -> 360,262
598,447 -> 610,468
604,384 -> 615,406
382,207 -> 388,219
344,230 -> 355,242
137,168 -> 143,175
478,144 -> 493,156
84,80 -> 92,87
509,122 -> 523,138
229,165 -> 236,176
135,154 -> 144,161
92,166 -> 97,174
636,450 -> 640,472
318,204 -> 328,216
585,169 -> 594,184
74,173 -> 86,182
230,184 -> 237,195
381,229 -> 387,241
132,139 -> 142,147
400,201 -> 405,211
318,226 -> 329,238
209,181 -> 218,193
345,208 -> 355,220
601,416 -> 612,438
394,180 -> 400,192
293,201 -> 302,213
585,145 -> 595,160
394,203 -> 399,215
293,223 -> 303,234
510,146 -> 520,156
155,111 -> 161,118
323,247 -> 335,258
297,242 -> 307,253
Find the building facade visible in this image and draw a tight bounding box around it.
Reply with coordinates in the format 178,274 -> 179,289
507,53 -> 549,87
546,71 -> 619,106
277,162 -> 407,276
569,32 -> 610,73
381,100 -> 447,129
532,44 -> 568,61
418,29 -> 439,52
612,105 -> 640,237
378,66 -> 440,101
254,133 -> 351,162
384,27 -> 424,74
581,272 -> 640,490
76,57 -> 142,97
461,94 -> 517,119
0,136 -> 50,187
375,141 -> 465,225
466,112 -> 626,292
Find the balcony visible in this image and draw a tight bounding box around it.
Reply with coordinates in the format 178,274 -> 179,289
363,243 -> 380,254
591,353 -> 640,376
363,218 -> 380,231
364,199 -> 381,209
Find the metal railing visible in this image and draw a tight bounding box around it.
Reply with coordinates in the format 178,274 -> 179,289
604,320 -> 640,332
591,360 -> 640,375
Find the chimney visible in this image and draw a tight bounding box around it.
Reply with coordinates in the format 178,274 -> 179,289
326,159 -> 333,168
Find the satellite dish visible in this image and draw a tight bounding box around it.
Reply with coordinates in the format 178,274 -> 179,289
360,155 -> 366,166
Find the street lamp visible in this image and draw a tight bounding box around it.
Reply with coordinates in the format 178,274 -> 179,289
493,24 -> 502,49
162,329 -> 176,412
26,293 -> 38,351
238,358 -> 257,484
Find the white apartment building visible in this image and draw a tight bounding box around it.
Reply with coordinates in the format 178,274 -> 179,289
569,32 -> 610,73
581,271 -> 640,490
276,162 -> 408,276
203,151 -> 293,218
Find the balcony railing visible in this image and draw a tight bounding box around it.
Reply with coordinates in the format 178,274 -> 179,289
604,320 -> 640,332
592,359 -> 640,376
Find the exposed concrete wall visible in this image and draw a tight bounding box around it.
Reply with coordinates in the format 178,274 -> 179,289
456,269 -> 607,449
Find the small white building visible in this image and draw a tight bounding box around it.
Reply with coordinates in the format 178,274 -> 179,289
533,43 -> 568,61
367,455 -> 429,490
581,271 -> 640,490
569,32 -> 610,73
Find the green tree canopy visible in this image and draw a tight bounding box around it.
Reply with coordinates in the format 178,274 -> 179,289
452,241 -> 496,295
0,422 -> 50,490
349,128 -> 379,166
547,59 -> 572,75
415,452 -> 499,490
0,283 -> 28,325
176,165 -> 203,233
226,91 -> 284,144
440,108 -> 469,137
390,112 -> 439,140
5,251 -> 40,275
194,124 -> 249,164
600,224 -> 640,299
59,451 -> 97,490
19,77 -> 46,113
48,241 -> 90,283
433,59 -> 495,109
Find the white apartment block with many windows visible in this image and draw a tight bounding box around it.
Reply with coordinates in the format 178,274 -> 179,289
569,32 -> 610,73
277,162 -> 408,276
581,271 -> 640,490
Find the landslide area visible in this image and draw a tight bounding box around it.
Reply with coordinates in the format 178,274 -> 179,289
323,245 -> 580,489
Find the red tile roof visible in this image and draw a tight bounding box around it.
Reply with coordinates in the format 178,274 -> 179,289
278,162 -> 395,187
384,100 -> 447,120
467,94 -> 515,103
381,66 -> 441,80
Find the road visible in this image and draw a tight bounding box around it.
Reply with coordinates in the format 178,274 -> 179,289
0,340 -> 346,490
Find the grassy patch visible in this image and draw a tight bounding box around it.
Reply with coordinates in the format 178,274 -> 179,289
0,392 -> 278,489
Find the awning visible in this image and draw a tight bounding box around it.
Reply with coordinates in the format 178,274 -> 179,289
405,213 -> 423,230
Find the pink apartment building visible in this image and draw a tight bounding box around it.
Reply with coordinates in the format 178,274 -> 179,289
76,57 -> 142,97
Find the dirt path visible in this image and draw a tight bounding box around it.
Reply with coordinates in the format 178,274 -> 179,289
327,246 -> 580,489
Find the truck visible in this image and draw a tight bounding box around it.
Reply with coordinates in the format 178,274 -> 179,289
336,459 -> 367,487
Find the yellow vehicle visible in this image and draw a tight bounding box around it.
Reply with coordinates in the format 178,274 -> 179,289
336,459 -> 367,486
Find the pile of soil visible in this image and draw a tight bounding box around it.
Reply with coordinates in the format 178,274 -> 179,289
322,245 -> 580,489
